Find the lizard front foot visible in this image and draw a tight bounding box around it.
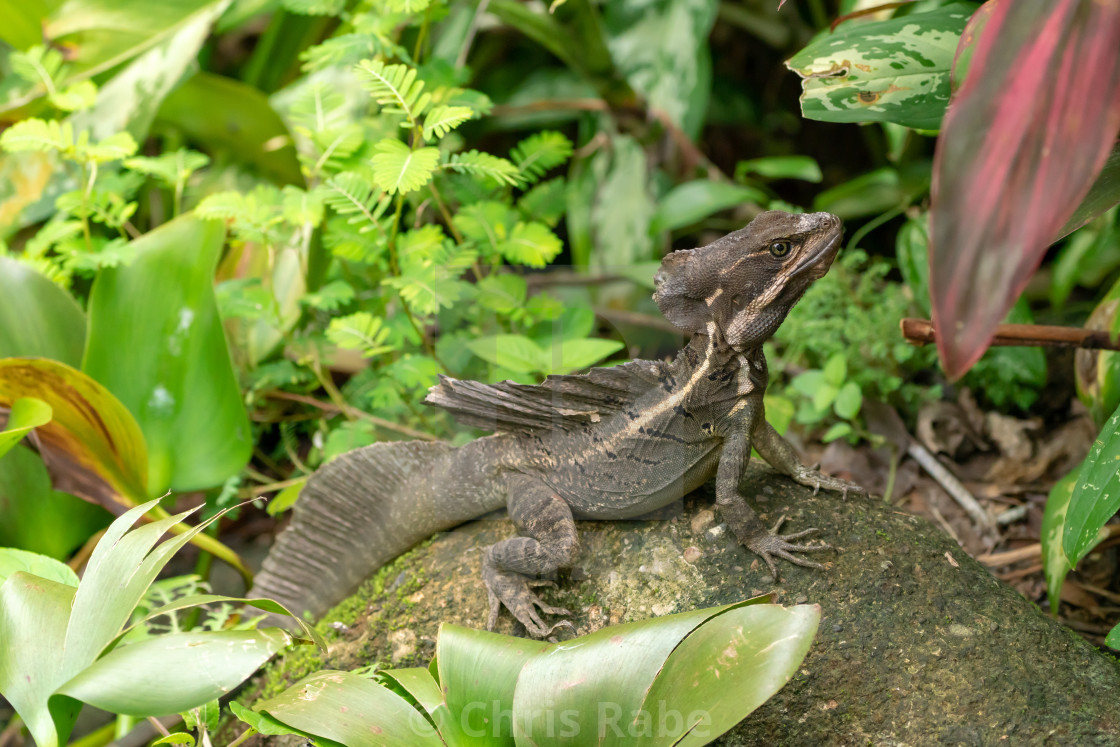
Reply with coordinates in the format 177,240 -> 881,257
482,557 -> 573,639
793,465 -> 867,499
744,516 -> 831,580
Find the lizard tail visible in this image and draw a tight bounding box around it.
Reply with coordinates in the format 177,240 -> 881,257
251,436 -> 510,620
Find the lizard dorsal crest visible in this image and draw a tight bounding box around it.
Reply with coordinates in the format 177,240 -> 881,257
424,360 -> 667,434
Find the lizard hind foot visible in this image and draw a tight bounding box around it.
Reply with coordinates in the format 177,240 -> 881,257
745,515 -> 832,581
483,560 -> 574,639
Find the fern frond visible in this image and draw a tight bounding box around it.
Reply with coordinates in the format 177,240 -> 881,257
321,170 -> 391,232
301,34 -> 395,73
356,59 -> 431,127
511,131 -> 573,184
286,82 -> 349,132
0,119 -> 73,154
370,139 -> 440,195
498,222 -> 563,268
444,150 -> 523,187
422,105 -> 474,141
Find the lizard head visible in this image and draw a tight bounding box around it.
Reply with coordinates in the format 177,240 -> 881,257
653,210 -> 843,351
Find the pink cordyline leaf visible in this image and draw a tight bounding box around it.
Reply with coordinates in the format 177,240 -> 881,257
929,0 -> 1120,380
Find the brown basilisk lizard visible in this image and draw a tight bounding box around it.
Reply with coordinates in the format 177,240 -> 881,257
253,210 -> 864,637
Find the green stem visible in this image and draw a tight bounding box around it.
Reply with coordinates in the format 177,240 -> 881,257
386,193 -> 453,374
226,728 -> 257,747
845,204 -> 906,253
413,5 -> 432,62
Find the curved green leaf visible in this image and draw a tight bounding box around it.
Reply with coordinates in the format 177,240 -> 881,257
83,213 -> 251,495
0,446 -> 111,558
253,671 -> 446,746
156,72 -> 303,186
1041,466 -> 1078,615
0,396 -> 52,458
633,603 -> 819,746
649,181 -> 766,235
0,357 -> 148,507
58,629 -> 292,717
0,547 -> 79,588
511,598 -> 786,746
438,625 -> 550,745
1062,404 -> 1120,567
786,3 -> 976,130
0,256 -> 86,365
0,571 -> 81,747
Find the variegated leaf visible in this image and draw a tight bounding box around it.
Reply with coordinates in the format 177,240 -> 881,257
786,3 -> 977,130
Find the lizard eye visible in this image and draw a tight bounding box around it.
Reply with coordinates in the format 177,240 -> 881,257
769,240 -> 792,258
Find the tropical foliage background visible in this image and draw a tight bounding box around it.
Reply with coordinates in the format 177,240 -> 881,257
1,0 -> 1119,744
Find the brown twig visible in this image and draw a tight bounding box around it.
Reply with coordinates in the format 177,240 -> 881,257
594,307 -> 681,335
262,390 -> 438,441
901,318 -> 1120,351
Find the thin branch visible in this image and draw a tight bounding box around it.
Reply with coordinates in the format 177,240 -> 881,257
262,389 -> 439,441
901,318 -> 1120,351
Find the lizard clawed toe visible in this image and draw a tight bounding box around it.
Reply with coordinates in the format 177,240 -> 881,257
745,515 -> 832,581
483,560 -> 573,638
794,467 -> 866,499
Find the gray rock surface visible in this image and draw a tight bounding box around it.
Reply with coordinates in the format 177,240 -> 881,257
243,467 -> 1120,746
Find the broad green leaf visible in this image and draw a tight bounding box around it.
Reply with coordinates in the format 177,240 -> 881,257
0,0 -> 49,49
603,0 -> 719,138
833,382 -> 862,420
380,667 -> 472,745
477,274 -> 527,314
498,222 -> 563,268
786,3 -> 976,130
590,135 -> 656,269
548,338 -> 624,374
0,547 -> 79,588
2,0 -> 231,115
439,624 -> 549,745
371,139 -> 440,195
0,358 -> 148,507
1057,144 -> 1120,240
511,598 -> 794,746
735,156 -> 823,183
764,394 -> 795,436
466,334 -> 545,374
83,214 -> 251,495
267,477 -> 307,516
1106,623 -> 1120,649
1041,466 -> 1079,615
58,629 -> 292,716
822,353 -> 847,387
822,422 -> 853,443
1062,404 -> 1120,566
649,181 -> 766,235
228,700 -> 295,737
0,397 -> 52,459
157,72 -> 303,186
630,603 -> 819,746
0,571 -> 81,747
0,446 -> 111,558
253,671 -> 445,746
790,370 -> 826,398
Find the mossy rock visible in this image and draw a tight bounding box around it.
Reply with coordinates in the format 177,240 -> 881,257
242,467 -> 1120,745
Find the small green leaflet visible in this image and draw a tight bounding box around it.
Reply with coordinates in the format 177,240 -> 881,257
786,3 -> 978,130
371,139 -> 439,195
